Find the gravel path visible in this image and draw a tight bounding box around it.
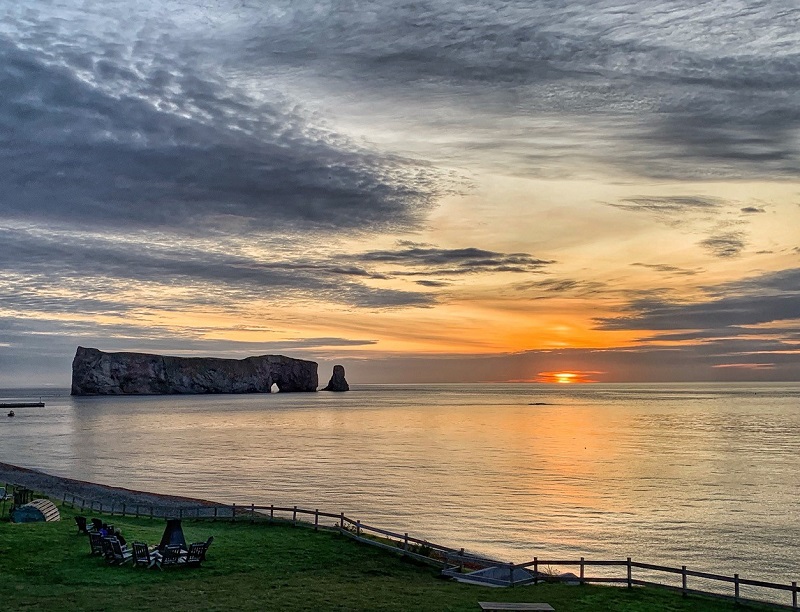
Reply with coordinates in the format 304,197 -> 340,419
0,462 -> 225,511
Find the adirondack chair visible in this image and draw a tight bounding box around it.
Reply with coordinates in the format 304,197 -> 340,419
110,537 -> 132,565
88,532 -> 104,556
200,536 -> 214,561
91,518 -> 104,532
159,545 -> 185,569
101,537 -> 115,563
184,542 -> 207,567
75,516 -> 95,534
132,541 -> 161,569
102,537 -> 131,565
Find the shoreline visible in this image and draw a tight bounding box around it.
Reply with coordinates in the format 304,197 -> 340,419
0,462 -> 224,510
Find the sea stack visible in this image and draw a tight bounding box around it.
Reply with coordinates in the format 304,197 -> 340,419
322,364 -> 349,392
71,347 -> 318,395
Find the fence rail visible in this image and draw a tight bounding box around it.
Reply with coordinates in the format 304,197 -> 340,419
3,482 -> 797,611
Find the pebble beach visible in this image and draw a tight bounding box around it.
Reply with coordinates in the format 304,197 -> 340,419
0,462 -> 222,511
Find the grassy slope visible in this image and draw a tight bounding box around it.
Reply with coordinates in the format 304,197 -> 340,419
0,504 -> 775,612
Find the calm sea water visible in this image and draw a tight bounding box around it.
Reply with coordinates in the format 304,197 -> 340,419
2,383 -> 799,593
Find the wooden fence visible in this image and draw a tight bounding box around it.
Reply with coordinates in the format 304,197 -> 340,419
3,483 -> 796,611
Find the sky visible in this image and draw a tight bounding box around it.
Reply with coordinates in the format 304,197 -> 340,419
1,0 -> 799,386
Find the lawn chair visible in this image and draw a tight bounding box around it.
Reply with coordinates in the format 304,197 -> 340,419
132,541 -> 161,569
159,545 -> 185,569
185,542 -> 207,567
75,516 -> 95,534
91,518 -> 104,532
102,537 -> 131,565
88,532 -> 104,556
200,536 -> 214,561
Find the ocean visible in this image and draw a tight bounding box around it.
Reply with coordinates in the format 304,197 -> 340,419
2,382 -> 798,595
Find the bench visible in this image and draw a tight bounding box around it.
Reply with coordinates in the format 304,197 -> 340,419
478,603 -> 555,611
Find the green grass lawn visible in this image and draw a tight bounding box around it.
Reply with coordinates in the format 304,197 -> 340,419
0,502 -> 777,611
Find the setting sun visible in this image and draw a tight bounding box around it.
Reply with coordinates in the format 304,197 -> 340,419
535,371 -> 603,384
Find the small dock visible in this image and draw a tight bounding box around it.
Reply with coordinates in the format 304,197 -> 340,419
0,402 -> 45,408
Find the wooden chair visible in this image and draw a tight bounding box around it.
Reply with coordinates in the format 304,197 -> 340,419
185,542 -> 207,567
101,537 -> 115,563
75,516 -> 94,534
88,532 -> 104,556
102,537 -> 132,565
200,536 -> 214,561
159,545 -> 185,569
132,541 -> 160,569
91,518 -> 104,532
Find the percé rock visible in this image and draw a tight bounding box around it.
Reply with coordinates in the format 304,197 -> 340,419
322,364 -> 349,392
71,347 -> 318,395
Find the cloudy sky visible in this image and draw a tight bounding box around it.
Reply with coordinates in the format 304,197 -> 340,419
2,0 -> 799,386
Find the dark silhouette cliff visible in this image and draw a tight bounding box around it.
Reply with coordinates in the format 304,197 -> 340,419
71,347 -> 318,395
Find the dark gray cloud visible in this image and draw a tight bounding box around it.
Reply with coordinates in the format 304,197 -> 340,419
631,263 -> 702,276
232,1 -> 800,179
355,244 -> 554,276
638,327 -> 800,342
0,226 -> 434,311
610,196 -> 723,215
4,0 -> 797,189
0,36 -> 443,235
741,206 -> 766,214
709,268 -> 800,296
598,268 -> 800,332
511,278 -> 606,299
699,232 -> 746,258
345,342 -> 800,384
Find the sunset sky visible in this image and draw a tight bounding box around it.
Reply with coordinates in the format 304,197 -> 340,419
2,0 -> 799,386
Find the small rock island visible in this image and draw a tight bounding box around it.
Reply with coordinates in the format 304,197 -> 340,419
71,347 -> 318,395
322,364 -> 349,392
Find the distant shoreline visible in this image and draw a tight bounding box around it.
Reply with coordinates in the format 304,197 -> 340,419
0,462 -> 223,510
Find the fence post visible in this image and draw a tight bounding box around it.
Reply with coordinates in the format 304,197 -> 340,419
340,512 -> 345,533
356,520 -> 361,537
62,492 -> 67,507
251,503 -> 255,524
232,503 -> 236,522
580,557 -> 585,585
509,563 -> 516,588
314,509 -> 319,531
404,533 -> 409,552
533,557 -> 538,586
627,558 -> 632,588
150,506 -> 154,519
734,574 -> 740,604
122,503 -> 126,517
179,508 -> 183,520
792,580 -> 797,611
214,506 -> 218,520
459,548 -> 465,572
135,505 -> 140,518
682,566 -> 687,596
293,506 -> 297,526
270,505 -> 274,522
110,503 -> 114,516
80,498 -> 85,510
